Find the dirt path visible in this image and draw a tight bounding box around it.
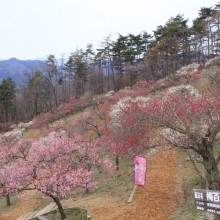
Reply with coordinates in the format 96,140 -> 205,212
87,148 -> 177,220
0,147 -> 178,220
62,147 -> 177,220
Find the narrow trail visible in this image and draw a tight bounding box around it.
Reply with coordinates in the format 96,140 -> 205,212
86,147 -> 178,220
0,147 -> 178,220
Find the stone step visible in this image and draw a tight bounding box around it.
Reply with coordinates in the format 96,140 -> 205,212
17,201 -> 90,220
17,203 -> 56,220
17,211 -> 35,220
33,203 -> 56,217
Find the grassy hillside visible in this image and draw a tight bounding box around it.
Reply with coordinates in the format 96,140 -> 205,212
0,57 -> 220,220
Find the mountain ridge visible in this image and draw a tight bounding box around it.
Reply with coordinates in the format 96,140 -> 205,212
0,58 -> 45,83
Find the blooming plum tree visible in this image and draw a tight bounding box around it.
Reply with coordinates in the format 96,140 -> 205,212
112,91 -> 220,191
0,132 -> 112,219
70,111 -> 100,137
144,93 -> 220,220
103,101 -> 149,170
31,96 -> 80,129
152,94 -> 220,190
0,135 -> 31,206
31,112 -> 52,129
51,96 -> 81,121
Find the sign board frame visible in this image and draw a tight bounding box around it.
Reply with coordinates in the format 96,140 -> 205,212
192,189 -> 220,215
134,155 -> 147,186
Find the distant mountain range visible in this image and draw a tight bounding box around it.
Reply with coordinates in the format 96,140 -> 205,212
0,58 -> 45,84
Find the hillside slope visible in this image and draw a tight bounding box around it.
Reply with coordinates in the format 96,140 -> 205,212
0,57 -> 220,220
0,146 -> 178,220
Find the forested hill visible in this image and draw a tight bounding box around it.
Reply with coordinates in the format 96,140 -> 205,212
0,2 -> 219,125
0,58 -> 44,83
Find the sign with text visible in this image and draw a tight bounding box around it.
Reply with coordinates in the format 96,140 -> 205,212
134,156 -> 147,186
193,189 -> 220,215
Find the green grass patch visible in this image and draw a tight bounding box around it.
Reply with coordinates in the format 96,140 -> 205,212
0,194 -> 18,212
93,156 -> 134,199
187,204 -> 202,220
214,140 -> 220,155
191,177 -> 200,186
169,149 -> 206,220
42,207 -> 87,220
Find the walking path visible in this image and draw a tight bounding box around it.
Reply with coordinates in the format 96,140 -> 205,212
87,148 -> 177,220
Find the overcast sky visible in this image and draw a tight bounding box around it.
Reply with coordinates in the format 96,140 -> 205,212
0,0 -> 218,60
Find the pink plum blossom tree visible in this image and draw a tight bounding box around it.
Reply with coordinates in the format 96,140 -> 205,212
0,132 -> 112,219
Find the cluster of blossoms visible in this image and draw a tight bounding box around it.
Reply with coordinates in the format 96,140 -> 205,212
0,128 -> 113,219
167,84 -> 201,99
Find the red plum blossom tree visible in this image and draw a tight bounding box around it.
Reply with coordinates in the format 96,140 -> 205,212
111,91 -> 220,192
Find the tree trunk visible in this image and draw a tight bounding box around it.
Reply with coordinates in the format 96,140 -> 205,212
116,156 -> 119,171
3,188 -> 11,206
203,157 -> 220,190
199,176 -> 206,189
203,155 -> 220,220
52,197 -> 66,220
214,214 -> 220,220
5,194 -> 11,206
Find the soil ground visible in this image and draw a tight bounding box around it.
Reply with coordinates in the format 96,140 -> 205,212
87,147 -> 177,220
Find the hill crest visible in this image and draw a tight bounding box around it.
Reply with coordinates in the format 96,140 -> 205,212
0,58 -> 44,83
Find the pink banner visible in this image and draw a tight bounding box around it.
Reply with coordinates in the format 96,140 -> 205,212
134,155 -> 147,186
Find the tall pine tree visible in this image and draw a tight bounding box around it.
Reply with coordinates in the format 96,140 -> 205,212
0,77 -> 16,122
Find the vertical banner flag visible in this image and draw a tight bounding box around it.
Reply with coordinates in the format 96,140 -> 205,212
134,155 -> 147,186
